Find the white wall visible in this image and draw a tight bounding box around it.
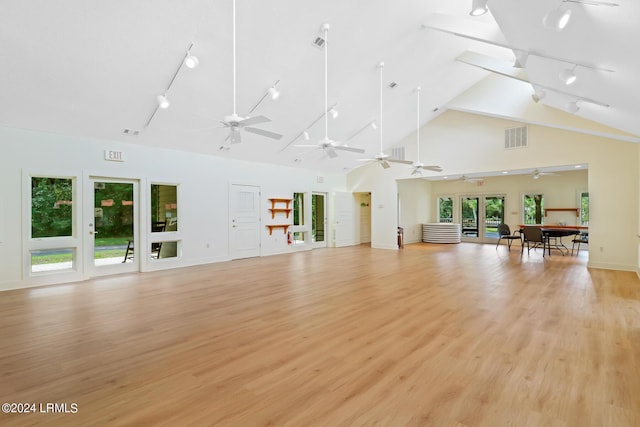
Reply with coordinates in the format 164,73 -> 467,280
0,127 -> 347,290
398,179 -> 432,244
429,170 -> 588,233
347,110 -> 639,271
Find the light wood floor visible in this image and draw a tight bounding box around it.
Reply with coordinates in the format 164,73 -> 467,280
1,243 -> 639,426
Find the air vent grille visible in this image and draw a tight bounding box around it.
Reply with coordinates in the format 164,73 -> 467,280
504,126 -> 528,149
122,128 -> 140,136
388,82 -> 398,89
312,37 -> 325,49
391,146 -> 405,161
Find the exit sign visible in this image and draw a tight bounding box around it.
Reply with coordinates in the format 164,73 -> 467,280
104,150 -> 125,162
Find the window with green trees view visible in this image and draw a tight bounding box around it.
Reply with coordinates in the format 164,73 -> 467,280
293,192 -> 304,226
523,194 -> 544,224
32,177 -> 73,238
438,197 -> 453,223
580,192 -> 589,225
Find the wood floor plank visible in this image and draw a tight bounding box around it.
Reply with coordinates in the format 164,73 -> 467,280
0,243 -> 639,426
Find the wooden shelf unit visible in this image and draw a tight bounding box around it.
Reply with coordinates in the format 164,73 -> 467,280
268,208 -> 292,219
268,198 -> 292,209
267,198 -> 293,235
266,224 -> 290,235
544,208 -> 580,217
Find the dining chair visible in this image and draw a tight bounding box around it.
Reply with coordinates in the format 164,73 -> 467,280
571,231 -> 589,255
521,227 -> 546,257
496,223 -> 522,250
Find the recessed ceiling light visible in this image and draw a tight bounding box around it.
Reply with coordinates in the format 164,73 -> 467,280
575,165 -> 582,168
502,171 -> 509,174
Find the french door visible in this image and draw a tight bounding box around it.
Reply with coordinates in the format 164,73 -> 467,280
85,177 -> 139,276
460,195 -> 505,243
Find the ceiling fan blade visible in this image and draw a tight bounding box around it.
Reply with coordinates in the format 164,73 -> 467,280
388,159 -> 413,165
230,129 -> 241,144
356,158 -> 375,162
294,144 -> 320,148
244,127 -> 283,140
421,165 -> 443,172
380,160 -> 390,169
239,115 -> 271,126
325,147 -> 338,158
334,145 -> 365,154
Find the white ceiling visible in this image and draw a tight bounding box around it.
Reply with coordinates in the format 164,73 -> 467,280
1,0 -> 639,174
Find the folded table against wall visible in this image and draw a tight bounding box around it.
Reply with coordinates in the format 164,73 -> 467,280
422,223 -> 461,244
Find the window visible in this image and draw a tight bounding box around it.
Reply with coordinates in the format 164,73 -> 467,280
293,192 -> 304,226
523,194 -> 544,225
438,197 -> 453,223
32,177 -> 73,238
151,184 -> 178,231
580,192 -> 589,225
30,176 -> 76,273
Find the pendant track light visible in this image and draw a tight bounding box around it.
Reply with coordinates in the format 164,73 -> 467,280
543,0 -> 619,31
157,94 -> 170,109
559,65 -> 578,85
184,52 -> 199,69
567,100 -> 580,113
543,6 -> 572,31
268,86 -> 280,100
469,0 -> 489,16
144,41 -> 198,128
531,87 -> 547,103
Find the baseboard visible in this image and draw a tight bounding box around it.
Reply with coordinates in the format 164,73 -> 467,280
371,243 -> 399,250
587,261 -> 636,272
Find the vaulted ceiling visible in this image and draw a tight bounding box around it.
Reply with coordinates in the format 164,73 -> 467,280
2,0 -> 638,174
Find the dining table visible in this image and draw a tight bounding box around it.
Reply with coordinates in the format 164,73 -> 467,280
518,225 -> 586,256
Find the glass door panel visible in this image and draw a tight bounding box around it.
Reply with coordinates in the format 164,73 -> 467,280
461,196 -> 479,241
87,178 -> 138,276
312,193 -> 326,248
484,196 -> 505,241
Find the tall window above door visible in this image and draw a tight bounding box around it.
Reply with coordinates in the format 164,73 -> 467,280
293,192 -> 305,226
438,196 -> 453,223
151,184 -> 178,231
523,194 -> 544,225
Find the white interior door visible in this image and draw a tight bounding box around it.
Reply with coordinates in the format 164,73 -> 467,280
229,184 -> 261,259
334,192 -> 356,247
86,177 -> 139,277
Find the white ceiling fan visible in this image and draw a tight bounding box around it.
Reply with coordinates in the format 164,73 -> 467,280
460,175 -> 484,184
220,0 -> 283,145
410,87 -> 443,176
531,168 -> 559,179
357,62 -> 412,169
295,24 -> 364,158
